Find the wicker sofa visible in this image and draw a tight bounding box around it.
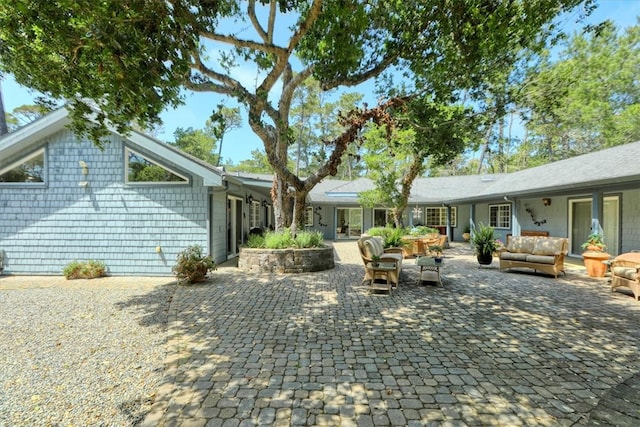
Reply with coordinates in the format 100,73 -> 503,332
498,235 -> 569,278
611,252 -> 640,300
357,235 -> 404,287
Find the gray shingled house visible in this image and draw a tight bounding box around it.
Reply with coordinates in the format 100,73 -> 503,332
0,108 -> 274,275
1,108 -> 639,275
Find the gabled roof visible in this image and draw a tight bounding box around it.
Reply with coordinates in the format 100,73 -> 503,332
0,107 -> 224,188
460,141 -> 640,202
305,141 -> 640,205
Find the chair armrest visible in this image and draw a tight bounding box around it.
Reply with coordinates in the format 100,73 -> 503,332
383,247 -> 404,255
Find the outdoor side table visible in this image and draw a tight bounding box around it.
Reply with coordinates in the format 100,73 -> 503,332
416,256 -> 444,286
366,262 -> 396,294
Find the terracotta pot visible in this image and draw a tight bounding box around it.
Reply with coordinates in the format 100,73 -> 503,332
462,232 -> 471,242
582,251 -> 610,278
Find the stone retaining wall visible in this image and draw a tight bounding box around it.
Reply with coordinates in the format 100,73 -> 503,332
238,246 -> 335,273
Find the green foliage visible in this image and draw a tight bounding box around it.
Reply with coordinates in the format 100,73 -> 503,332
409,226 -> 439,236
63,260 -> 107,280
293,231 -> 325,249
470,223 -> 499,256
172,245 -> 216,285
366,227 -> 408,249
263,230 -> 295,249
170,126 -> 219,165
581,232 -> 607,251
246,233 -> 266,248
255,230 -> 325,249
520,21 -> 640,161
0,0 -> 587,230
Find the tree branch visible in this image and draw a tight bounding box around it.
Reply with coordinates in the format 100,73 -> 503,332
320,54 -> 397,91
247,0 -> 268,42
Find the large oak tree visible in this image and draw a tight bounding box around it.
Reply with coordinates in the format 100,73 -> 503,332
0,0 -> 589,231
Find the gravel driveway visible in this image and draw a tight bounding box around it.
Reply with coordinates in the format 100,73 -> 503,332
0,277 -> 176,426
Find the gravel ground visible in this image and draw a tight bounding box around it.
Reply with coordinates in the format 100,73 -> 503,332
0,278 -> 175,427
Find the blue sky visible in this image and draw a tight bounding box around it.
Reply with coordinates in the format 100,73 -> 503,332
2,1 -> 639,164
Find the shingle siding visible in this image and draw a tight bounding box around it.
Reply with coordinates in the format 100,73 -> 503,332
0,130 -> 210,276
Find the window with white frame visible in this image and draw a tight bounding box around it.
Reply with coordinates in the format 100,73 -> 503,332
125,148 -> 189,184
0,147 -> 46,185
425,207 -> 457,227
490,204 -> 511,228
249,201 -> 261,228
305,206 -> 314,227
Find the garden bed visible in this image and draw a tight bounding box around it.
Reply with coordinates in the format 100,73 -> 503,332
238,246 -> 335,273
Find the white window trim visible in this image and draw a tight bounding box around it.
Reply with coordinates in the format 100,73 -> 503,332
0,147 -> 47,186
425,206 -> 457,228
305,206 -> 314,227
489,203 -> 511,229
249,201 -> 261,229
125,147 -> 189,185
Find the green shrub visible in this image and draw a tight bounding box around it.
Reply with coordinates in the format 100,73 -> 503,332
294,230 -> 325,248
409,226 -> 439,236
263,229 -> 295,249
366,226 -> 408,248
245,229 -> 325,249
63,260 -> 107,279
172,245 -> 216,284
246,233 -> 266,248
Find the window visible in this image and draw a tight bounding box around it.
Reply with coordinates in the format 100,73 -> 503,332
373,208 -> 395,227
425,207 -> 457,227
0,148 -> 46,185
249,201 -> 261,228
490,204 -> 511,228
125,148 -> 188,184
305,206 -> 314,227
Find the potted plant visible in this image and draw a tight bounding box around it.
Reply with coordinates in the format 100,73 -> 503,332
471,223 -> 499,265
428,245 -> 444,263
462,225 -> 471,242
581,232 -> 606,252
370,254 -> 381,267
581,233 -> 610,278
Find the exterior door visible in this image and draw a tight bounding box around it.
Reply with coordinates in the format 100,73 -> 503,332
569,197 -> 620,256
336,208 -> 363,239
227,196 -> 243,258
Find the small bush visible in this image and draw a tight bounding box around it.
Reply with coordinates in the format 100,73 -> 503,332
173,245 -> 216,284
367,226 -> 408,248
263,229 -> 295,249
246,233 -> 266,248
294,230 -> 325,248
63,260 -> 107,279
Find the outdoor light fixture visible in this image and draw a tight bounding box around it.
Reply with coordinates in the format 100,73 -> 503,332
246,194 -> 254,204
542,198 -> 552,206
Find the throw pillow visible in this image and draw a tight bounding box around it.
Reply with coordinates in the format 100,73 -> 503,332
506,236 -> 535,253
532,238 -> 564,255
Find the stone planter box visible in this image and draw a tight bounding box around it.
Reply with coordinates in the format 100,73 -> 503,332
238,245 -> 335,273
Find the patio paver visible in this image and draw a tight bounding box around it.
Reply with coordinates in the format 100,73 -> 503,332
142,241 -> 640,426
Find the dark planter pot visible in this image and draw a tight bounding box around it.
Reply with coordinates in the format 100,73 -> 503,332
477,252 -> 493,265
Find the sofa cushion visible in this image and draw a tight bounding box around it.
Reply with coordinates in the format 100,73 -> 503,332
506,236 -> 535,254
364,237 -> 385,258
525,254 -> 556,265
613,266 -> 638,281
500,252 -> 528,261
363,239 -> 377,258
532,238 -> 565,256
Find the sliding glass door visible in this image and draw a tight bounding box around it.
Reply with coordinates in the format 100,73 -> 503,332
336,208 -> 363,239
